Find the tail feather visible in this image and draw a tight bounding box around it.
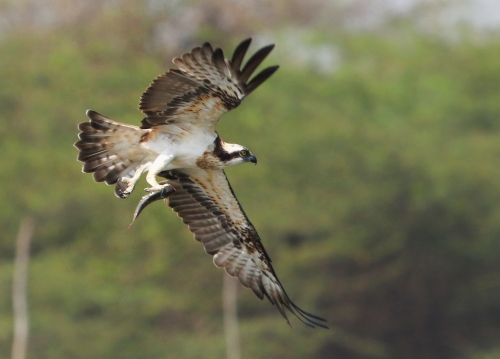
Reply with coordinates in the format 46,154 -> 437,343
105,159 -> 144,185
93,158 -> 133,183
83,153 -> 119,173
105,160 -> 139,185
77,147 -> 107,161
74,110 -> 146,190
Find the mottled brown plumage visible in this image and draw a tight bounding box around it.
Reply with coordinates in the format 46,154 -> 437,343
137,168 -> 328,328
139,38 -> 279,129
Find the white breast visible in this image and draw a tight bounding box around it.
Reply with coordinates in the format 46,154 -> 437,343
140,127 -> 216,170
140,131 -> 176,154
172,130 -> 216,168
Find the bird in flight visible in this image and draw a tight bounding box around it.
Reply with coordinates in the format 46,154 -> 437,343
75,39 -> 327,328
75,38 -> 275,198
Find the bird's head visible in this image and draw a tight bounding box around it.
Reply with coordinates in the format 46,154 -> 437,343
214,136 -> 257,168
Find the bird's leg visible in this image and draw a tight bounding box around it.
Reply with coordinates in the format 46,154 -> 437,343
117,163 -> 149,198
145,153 -> 174,193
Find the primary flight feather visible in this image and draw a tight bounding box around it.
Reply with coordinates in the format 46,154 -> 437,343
74,38 -> 327,328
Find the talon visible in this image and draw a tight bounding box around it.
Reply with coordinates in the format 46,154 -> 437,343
116,177 -> 135,199
119,190 -> 131,199
145,184 -> 170,193
128,185 -> 175,230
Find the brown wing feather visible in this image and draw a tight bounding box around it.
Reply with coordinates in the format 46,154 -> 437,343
139,38 -> 279,130
159,169 -> 328,328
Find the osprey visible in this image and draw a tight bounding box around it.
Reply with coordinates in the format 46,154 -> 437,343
75,38 -> 275,198
75,39 -> 327,328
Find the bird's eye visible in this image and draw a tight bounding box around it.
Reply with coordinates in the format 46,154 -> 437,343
240,150 -> 247,156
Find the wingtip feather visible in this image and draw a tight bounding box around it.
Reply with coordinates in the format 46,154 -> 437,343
245,65 -> 279,95
239,43 -> 276,85
231,38 -> 252,71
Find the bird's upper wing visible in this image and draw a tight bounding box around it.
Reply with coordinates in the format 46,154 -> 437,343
158,168 -> 327,328
139,38 -> 279,130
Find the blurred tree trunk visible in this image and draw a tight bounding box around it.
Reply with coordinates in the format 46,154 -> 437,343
223,273 -> 241,359
11,217 -> 34,359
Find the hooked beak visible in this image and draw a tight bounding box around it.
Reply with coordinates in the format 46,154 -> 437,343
245,155 -> 257,165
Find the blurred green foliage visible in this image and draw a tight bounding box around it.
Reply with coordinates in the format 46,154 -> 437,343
1,18 -> 500,359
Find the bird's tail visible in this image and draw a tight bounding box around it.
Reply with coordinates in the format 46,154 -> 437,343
74,110 -> 146,196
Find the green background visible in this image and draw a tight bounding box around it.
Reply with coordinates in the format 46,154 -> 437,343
1,1 -> 500,358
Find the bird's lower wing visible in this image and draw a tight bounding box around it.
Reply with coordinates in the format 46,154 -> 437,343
158,168 -> 328,329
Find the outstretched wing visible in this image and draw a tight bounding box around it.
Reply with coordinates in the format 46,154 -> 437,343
158,168 -> 327,328
139,38 -> 279,130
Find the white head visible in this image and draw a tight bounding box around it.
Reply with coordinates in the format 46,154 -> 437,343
214,136 -> 257,168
